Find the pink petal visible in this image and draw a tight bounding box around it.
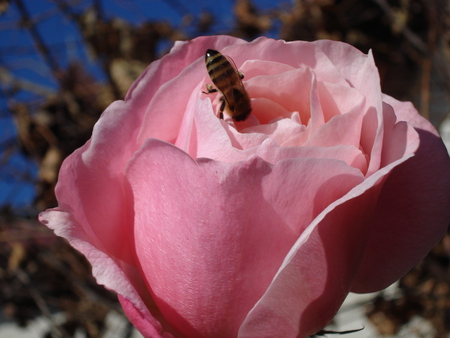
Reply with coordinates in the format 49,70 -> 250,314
239,145 -> 416,337
318,81 -> 365,123
304,105 -> 364,149
191,97 -> 247,162
351,97 -> 450,292
238,118 -> 305,148
118,296 -> 179,338
125,139 -> 365,337
248,97 -> 292,124
118,296 -> 165,338
227,38 -> 349,87
246,68 -> 316,124
313,40 -> 385,176
54,101 -> 141,265
239,59 -> 295,78
255,142 -> 368,174
38,209 -> 167,337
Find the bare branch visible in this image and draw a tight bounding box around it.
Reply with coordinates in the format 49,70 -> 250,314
0,65 -> 55,97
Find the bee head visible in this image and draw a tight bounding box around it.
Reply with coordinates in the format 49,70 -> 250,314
205,49 -> 219,62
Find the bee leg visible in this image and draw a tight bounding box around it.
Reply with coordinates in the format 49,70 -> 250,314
238,72 -> 244,79
202,83 -> 218,94
217,97 -> 225,119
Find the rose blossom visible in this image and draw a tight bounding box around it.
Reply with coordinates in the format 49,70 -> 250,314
39,35 -> 450,337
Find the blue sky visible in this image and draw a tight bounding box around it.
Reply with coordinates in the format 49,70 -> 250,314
0,0 -> 287,209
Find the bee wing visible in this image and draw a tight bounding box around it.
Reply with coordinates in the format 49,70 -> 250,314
224,54 -> 239,73
208,54 -> 236,89
223,55 -> 247,104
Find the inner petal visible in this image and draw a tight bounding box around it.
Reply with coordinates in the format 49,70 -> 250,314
246,68 -> 316,124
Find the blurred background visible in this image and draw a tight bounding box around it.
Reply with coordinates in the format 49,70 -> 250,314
0,0 -> 449,337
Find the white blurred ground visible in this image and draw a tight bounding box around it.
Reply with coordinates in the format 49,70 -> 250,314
326,282 -> 438,338
0,311 -> 144,338
439,114 -> 450,155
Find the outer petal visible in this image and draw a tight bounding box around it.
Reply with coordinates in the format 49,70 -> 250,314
38,209 -> 170,337
351,97 -> 450,292
119,296 -> 164,337
238,145 -> 417,337
126,139 -> 364,337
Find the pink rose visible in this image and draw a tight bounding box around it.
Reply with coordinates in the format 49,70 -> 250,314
39,36 -> 450,337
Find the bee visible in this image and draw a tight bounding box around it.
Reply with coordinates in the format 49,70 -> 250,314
203,49 -> 252,121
